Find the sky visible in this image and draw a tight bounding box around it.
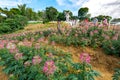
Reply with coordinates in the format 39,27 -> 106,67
0,0 -> 120,18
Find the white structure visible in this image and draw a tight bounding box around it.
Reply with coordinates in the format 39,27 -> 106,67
65,12 -> 70,22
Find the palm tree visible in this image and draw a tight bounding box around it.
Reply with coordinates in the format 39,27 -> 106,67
18,4 -> 27,16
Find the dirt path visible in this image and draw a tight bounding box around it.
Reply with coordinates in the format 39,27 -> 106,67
0,67 -> 8,80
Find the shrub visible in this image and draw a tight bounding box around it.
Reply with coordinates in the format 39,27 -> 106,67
0,44 -> 100,80
0,15 -> 28,34
0,23 -> 11,33
112,63 -> 120,80
102,40 -> 120,56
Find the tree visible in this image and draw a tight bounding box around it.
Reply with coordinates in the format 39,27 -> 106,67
10,8 -> 20,15
45,6 -> 58,21
63,10 -> 73,18
57,12 -> 65,21
0,7 -> 13,18
112,18 -> 120,22
71,16 -> 78,20
78,7 -> 89,20
18,4 -> 27,16
38,11 -> 45,20
92,15 -> 112,22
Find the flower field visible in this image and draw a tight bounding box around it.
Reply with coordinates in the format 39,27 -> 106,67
0,23 -> 120,80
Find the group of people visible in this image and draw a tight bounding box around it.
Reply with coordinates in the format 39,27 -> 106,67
93,18 -> 109,27
81,18 -> 109,27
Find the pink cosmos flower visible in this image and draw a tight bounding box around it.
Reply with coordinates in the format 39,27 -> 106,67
32,55 -> 42,65
43,60 -> 56,75
80,53 -> 90,63
14,53 -> 23,60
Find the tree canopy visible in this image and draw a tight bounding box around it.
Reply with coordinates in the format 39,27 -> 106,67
78,7 -> 89,20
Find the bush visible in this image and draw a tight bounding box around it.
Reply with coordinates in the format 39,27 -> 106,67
102,40 -> 120,56
0,23 -> 11,33
112,62 -> 120,80
0,15 -> 28,34
0,44 -> 100,80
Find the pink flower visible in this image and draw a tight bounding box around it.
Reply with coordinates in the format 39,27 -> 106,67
51,41 -> 55,46
24,61 -> 31,67
23,41 -> 32,47
90,31 -> 94,36
40,31 -> 43,35
43,60 -> 56,75
14,53 -> 23,60
82,29 -> 87,33
112,33 -> 119,40
34,43 -> 40,49
0,42 -> 5,49
80,53 -> 90,63
6,42 -> 16,50
66,33 -> 69,36
9,48 -> 18,53
75,34 -> 78,37
37,37 -> 44,42
32,55 -> 42,65
94,30 -> 98,34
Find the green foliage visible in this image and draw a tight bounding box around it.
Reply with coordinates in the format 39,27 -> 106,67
102,40 -> 120,56
92,15 -> 112,22
57,12 -> 66,21
112,63 -> 120,80
0,43 -> 100,80
112,18 -> 120,22
0,15 -> 28,34
45,6 -> 58,21
78,7 -> 89,20
0,23 -> 11,33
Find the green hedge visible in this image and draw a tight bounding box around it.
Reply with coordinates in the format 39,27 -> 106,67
0,15 -> 28,34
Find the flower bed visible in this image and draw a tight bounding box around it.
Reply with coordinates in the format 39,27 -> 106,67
0,40 -> 100,80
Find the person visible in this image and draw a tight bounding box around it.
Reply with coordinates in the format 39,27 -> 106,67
93,18 -> 98,26
84,18 -> 89,26
103,18 -> 108,26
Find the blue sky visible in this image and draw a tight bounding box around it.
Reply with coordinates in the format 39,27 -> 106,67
0,0 -> 120,18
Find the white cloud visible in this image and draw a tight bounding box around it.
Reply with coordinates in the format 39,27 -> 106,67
82,0 -> 120,18
0,0 -> 32,8
56,0 -> 120,18
56,0 -> 86,7
0,1 -> 19,7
